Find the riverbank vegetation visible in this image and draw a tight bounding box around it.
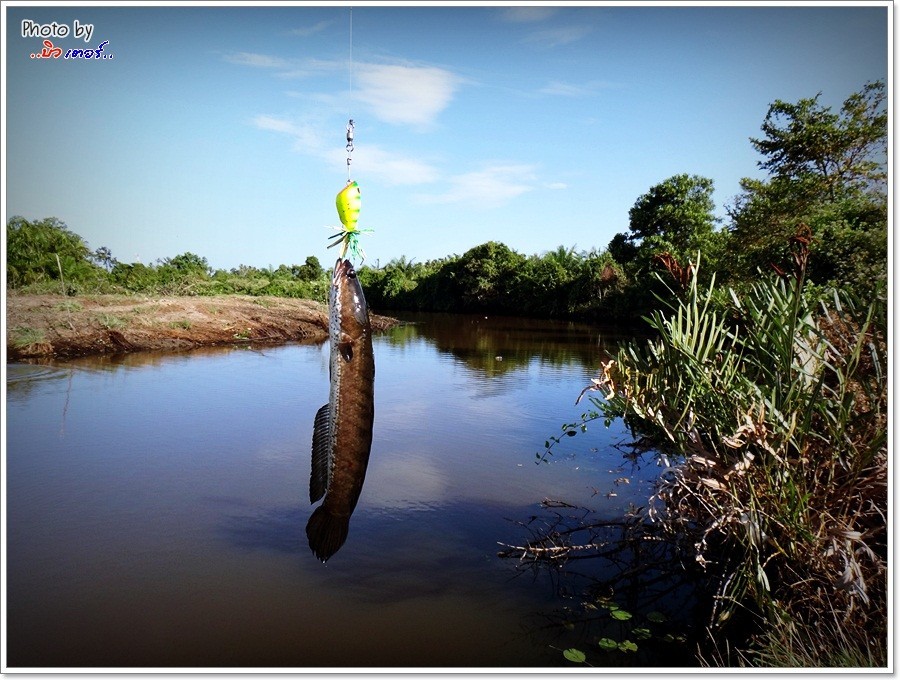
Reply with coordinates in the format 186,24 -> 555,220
519,81 -> 887,667
6,82 -> 887,666
589,246 -> 886,665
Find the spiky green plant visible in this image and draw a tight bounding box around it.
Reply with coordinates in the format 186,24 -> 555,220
584,243 -> 886,666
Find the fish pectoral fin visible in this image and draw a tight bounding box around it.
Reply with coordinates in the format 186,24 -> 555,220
338,340 -> 353,362
310,403 -> 332,503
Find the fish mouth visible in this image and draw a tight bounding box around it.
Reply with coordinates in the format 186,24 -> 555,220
332,258 -> 369,327
332,257 -> 353,283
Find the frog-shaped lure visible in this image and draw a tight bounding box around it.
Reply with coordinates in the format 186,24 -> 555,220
328,180 -> 372,262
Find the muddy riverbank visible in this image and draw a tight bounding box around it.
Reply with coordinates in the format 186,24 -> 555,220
6,294 -> 398,361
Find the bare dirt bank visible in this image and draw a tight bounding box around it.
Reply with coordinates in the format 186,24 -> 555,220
6,294 -> 398,361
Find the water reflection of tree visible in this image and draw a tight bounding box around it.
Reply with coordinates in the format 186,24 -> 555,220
498,496 -> 708,667
382,312 -> 631,378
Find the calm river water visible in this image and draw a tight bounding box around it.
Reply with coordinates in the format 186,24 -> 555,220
6,312 -> 691,669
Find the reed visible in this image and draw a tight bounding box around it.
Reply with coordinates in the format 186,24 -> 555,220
584,236 -> 887,666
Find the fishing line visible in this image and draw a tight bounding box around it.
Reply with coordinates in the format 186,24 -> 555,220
345,6 -> 354,180
329,5 -> 370,265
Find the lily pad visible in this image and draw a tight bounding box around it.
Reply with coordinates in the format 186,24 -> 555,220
647,611 -> 668,623
610,608 -> 633,621
618,640 -> 638,653
598,638 -> 618,650
563,648 -> 586,663
633,627 -> 652,640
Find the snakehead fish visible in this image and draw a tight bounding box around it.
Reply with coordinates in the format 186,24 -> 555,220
307,258 -> 375,562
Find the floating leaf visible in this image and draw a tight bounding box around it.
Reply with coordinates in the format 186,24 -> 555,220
618,640 -> 638,653
598,638 -> 618,650
563,648 -> 586,663
610,608 -> 633,621
662,633 -> 686,644
633,627 -> 652,640
647,611 -> 667,623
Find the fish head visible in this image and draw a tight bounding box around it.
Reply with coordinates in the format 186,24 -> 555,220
331,258 -> 370,330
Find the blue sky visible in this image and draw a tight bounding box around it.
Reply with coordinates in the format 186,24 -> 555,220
3,2 -> 889,271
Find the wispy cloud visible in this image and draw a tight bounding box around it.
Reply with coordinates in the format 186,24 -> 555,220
289,20 -> 331,37
224,52 -> 291,69
352,145 -> 439,186
523,24 -> 593,48
354,63 -> 463,129
498,7 -> 558,23
227,52 -> 463,129
251,114 -> 437,186
539,79 -> 616,97
224,51 -> 341,80
252,115 -> 328,155
415,164 -> 538,208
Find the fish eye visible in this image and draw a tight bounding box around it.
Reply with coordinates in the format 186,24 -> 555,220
347,267 -> 357,279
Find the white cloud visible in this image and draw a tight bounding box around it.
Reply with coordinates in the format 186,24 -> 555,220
354,62 -> 462,128
415,164 -> 538,208
228,54 -> 462,129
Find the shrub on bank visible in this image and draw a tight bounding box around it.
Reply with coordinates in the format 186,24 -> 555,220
584,245 -> 887,666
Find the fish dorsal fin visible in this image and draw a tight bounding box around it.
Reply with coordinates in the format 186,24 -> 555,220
310,403 -> 332,503
339,341 -> 353,362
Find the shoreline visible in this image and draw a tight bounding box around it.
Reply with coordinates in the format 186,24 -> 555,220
6,293 -> 399,362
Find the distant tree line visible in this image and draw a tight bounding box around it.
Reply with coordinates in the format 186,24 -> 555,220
7,81 -> 886,324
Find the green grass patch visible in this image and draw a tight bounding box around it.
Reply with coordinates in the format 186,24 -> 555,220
9,325 -> 46,348
54,300 -> 83,312
97,314 -> 127,330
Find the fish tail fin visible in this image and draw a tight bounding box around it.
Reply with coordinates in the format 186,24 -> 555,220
306,505 -> 350,563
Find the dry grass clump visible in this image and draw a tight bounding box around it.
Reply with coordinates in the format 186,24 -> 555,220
584,243 -> 887,666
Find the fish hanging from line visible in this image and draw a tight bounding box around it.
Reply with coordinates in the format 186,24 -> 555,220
328,180 -> 373,263
307,257 -> 375,563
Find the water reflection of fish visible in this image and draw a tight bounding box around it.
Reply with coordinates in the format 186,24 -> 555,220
306,258 -> 375,562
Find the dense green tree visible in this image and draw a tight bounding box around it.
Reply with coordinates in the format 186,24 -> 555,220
751,80 -> 886,200
627,174 -> 717,253
601,175 -> 720,319
607,232 -> 637,266
163,252 -> 211,276
293,256 -> 324,282
728,81 -> 887,290
608,174 -> 718,268
455,241 -> 527,312
110,261 -> 159,291
7,216 -> 103,288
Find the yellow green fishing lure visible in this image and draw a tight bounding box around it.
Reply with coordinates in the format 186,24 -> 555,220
328,180 -> 372,262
